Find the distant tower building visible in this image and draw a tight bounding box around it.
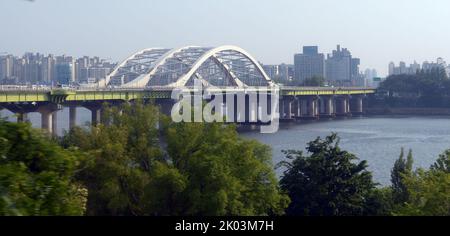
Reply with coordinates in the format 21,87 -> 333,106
351,58 -> 361,80
364,68 -> 378,87
55,63 -> 74,85
0,55 -> 13,81
388,62 -> 395,76
41,55 -> 55,84
262,64 -> 280,81
294,46 -> 325,83
325,45 -> 353,86
279,63 -> 294,82
399,61 -> 407,74
410,61 -> 420,74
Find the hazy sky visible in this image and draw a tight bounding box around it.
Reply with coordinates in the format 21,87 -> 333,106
1,0 -> 450,76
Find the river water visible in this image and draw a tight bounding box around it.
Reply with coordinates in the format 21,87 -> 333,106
2,108 -> 449,186
241,116 -> 450,185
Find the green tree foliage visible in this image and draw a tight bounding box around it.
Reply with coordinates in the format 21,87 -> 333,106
431,149 -> 450,173
165,122 -> 289,215
390,149 -> 450,216
0,119 -> 87,216
363,187 -> 395,216
62,101 -> 289,216
390,148 -> 413,204
376,68 -> 450,107
393,169 -> 450,216
279,133 -> 376,216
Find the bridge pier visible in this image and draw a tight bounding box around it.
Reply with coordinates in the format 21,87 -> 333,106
248,95 -> 258,123
292,98 -> 302,119
17,112 -> 28,123
320,96 -> 335,118
37,103 -> 62,134
351,96 -> 364,115
83,103 -> 103,126
336,96 -> 351,117
304,97 -> 319,120
69,106 -> 77,129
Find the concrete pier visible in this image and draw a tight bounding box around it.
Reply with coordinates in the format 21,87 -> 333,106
69,106 -> 77,129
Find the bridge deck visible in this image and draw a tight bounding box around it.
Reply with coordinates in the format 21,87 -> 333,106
0,87 -> 376,104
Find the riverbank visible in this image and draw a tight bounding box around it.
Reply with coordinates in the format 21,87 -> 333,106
366,107 -> 450,116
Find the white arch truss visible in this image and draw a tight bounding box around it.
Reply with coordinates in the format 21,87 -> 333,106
169,45 -> 273,88
101,45 -> 273,88
98,47 -> 169,87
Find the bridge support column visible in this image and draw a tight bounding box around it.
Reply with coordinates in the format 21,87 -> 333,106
17,112 -> 28,123
52,111 -> 58,135
69,106 -> 77,129
293,98 -> 301,119
285,99 -> 293,120
37,103 -> 61,134
280,98 -> 295,121
84,103 -> 103,126
280,99 -> 286,119
321,96 -> 334,118
336,96 -> 351,117
351,96 -> 364,115
306,97 -> 318,119
236,93 -> 246,123
248,95 -> 258,123
91,108 -> 101,126
287,100 -> 293,119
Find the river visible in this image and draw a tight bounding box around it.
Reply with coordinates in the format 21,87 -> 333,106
1,108 -> 449,186
241,116 -> 450,185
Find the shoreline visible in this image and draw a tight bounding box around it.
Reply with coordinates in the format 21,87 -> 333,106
365,107 -> 450,116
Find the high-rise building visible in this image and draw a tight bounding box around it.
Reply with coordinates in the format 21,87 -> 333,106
364,68 -> 378,87
55,63 -> 73,85
279,63 -> 294,82
351,58 -> 361,80
41,55 -> 55,84
410,61 -> 420,74
389,58 -> 449,76
388,62 -> 395,76
0,55 -> 13,81
294,46 -> 325,82
325,45 -> 353,86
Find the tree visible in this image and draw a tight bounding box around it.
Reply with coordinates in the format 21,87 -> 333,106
377,69 -> 450,108
393,169 -> 450,216
164,121 -> 289,215
279,133 -> 376,216
62,101 -> 289,216
303,76 -> 326,87
391,148 -> 413,205
431,149 -> 450,173
0,119 -> 87,216
62,102 -> 167,216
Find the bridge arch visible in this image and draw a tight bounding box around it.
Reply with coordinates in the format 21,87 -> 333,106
168,45 -> 273,88
102,45 -> 274,88
98,47 -> 170,87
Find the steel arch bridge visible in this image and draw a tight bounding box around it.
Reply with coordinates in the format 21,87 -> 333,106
97,45 -> 275,89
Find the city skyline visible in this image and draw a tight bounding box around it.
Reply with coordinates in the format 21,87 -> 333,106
1,0 -> 450,77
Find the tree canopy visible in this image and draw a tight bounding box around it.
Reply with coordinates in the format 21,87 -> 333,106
0,119 -> 87,216
375,68 -> 450,107
279,133 -> 376,216
61,101 -> 289,216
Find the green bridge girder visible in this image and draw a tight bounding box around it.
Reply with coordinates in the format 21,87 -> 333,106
0,87 -> 376,105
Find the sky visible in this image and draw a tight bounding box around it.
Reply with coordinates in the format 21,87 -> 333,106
1,0 -> 450,76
